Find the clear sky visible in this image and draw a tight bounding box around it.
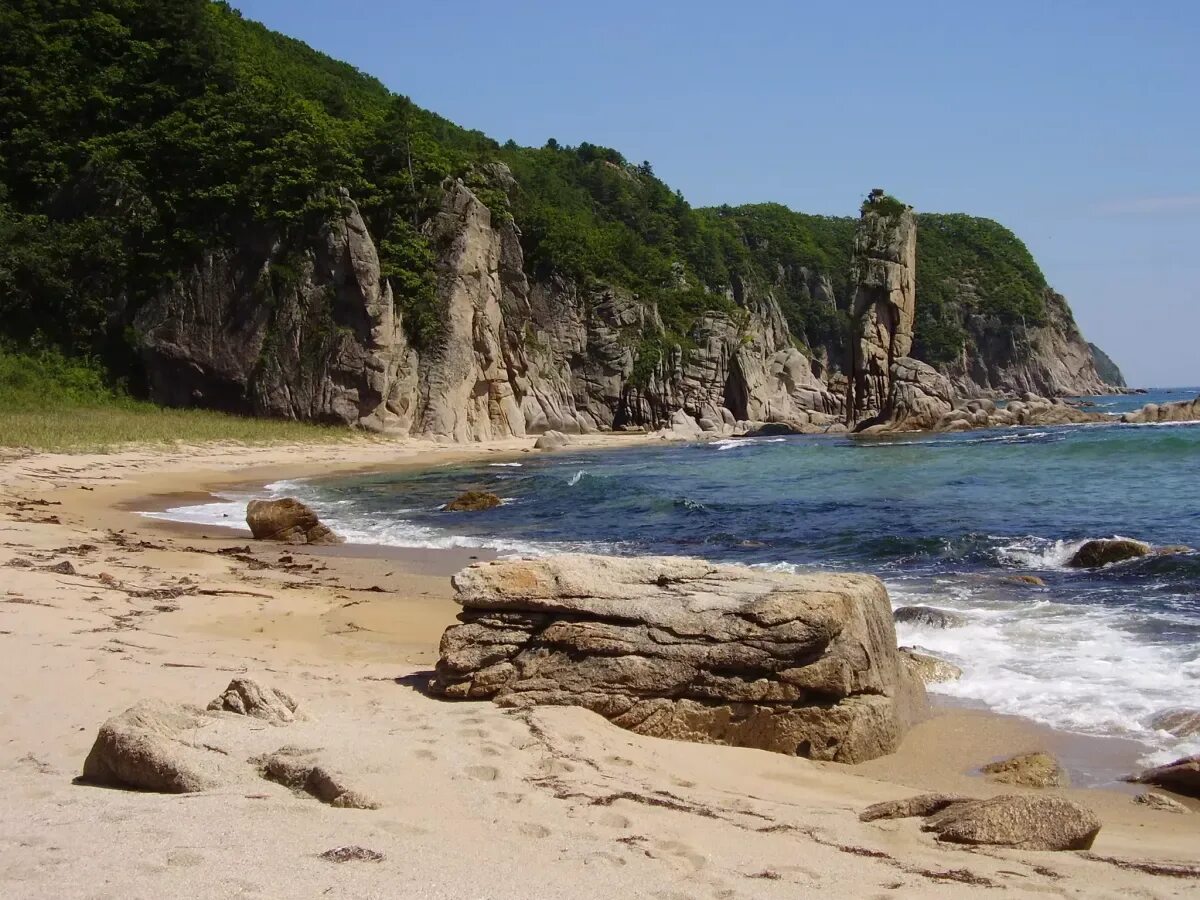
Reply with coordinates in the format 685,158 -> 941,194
232,0 -> 1199,387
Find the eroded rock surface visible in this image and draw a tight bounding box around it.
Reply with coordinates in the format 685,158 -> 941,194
258,746 -> 379,809
432,554 -> 925,763
246,498 -> 341,545
1129,755 -> 1200,798
922,795 -> 1100,850
899,648 -> 962,685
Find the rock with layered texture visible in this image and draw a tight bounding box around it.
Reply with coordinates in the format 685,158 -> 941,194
81,700 -> 230,793
846,201 -> 917,426
246,498 -> 341,545
432,554 -> 926,764
880,357 -> 954,431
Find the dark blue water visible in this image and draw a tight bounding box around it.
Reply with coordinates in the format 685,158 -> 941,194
159,388 -> 1200,761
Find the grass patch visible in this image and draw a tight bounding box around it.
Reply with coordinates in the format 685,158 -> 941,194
0,349 -> 359,452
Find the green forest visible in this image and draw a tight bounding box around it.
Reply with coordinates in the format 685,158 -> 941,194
1,0 -> 1052,401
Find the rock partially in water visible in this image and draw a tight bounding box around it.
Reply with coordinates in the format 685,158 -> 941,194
922,795 -> 1101,851
1003,574 -> 1046,587
1128,755 -> 1200,798
899,648 -> 962,685
1150,708 -> 1200,739
893,605 -> 967,629
1067,538 -> 1150,568
432,554 -> 926,764
445,491 -> 502,512
1121,396 -> 1200,424
246,498 -> 341,545
980,751 -> 1069,789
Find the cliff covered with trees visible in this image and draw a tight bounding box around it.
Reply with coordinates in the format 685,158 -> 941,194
0,1 -> 1119,436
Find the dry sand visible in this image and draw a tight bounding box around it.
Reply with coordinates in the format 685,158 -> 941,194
1,437 -> 1198,899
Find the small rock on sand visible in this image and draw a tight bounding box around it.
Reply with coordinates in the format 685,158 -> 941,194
1134,792 -> 1190,814
922,795 -> 1101,851
246,498 -> 341,545
208,677 -> 304,725
980,751 -> 1069,789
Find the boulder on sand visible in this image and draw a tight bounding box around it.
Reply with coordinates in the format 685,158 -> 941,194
246,498 -> 341,545
534,430 -> 570,451
1067,538 -> 1150,568
861,793 -> 1101,850
893,605 -> 966,628
80,699 -> 229,793
980,751 -> 1069,788
432,554 -> 926,764
922,795 -> 1101,850
444,490 -> 502,512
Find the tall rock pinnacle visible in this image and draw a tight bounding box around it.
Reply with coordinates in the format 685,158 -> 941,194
846,191 -> 918,425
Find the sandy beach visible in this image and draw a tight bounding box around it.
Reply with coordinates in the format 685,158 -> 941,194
1,436 -> 1198,899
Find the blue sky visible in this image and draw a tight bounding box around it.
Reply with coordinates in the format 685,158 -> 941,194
233,0 -> 1199,387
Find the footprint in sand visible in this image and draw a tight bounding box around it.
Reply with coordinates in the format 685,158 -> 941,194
413,748 -> 436,761
648,839 -> 707,874
595,810 -> 632,830
516,822 -> 551,839
584,851 -> 627,867
606,755 -> 635,768
459,727 -> 488,740
464,765 -> 500,781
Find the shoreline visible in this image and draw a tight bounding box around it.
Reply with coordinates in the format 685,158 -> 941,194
1,436 -> 1197,897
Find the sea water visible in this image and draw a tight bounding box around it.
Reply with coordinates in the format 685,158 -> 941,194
149,388 -> 1200,765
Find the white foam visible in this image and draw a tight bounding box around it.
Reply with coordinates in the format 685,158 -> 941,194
567,469 -> 586,486
994,536 -> 1083,570
889,580 -> 1200,764
488,462 -> 523,467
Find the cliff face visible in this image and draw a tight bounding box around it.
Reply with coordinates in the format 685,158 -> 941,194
1089,343 -> 1127,388
138,179 -> 842,436
136,180 -> 1119,438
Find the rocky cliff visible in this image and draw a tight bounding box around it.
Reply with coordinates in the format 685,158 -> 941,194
1089,342 -> 1127,388
137,179 -> 1118,438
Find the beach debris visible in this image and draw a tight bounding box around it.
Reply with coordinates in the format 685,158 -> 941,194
892,605 -> 967,628
1149,708 -> 1200,739
245,498 -> 342,545
533,430 -> 570,450
1067,538 -> 1150,568
859,793 -> 968,822
80,699 -> 230,793
45,560 -> 77,575
208,677 -> 305,725
257,746 -> 379,809
980,751 -> 1069,789
899,647 -> 962,685
444,490 -> 502,512
431,554 -> 926,764
1127,754 -> 1200,798
319,846 -> 385,863
1134,792 -> 1190,814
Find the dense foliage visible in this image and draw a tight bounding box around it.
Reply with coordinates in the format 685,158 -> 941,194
0,0 -> 1058,397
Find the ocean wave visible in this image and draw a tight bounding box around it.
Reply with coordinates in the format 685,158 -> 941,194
488,462 -> 523,467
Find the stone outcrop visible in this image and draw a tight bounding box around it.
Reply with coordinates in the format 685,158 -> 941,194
1122,396 -> 1200,424
444,491 -> 502,512
980,751 -> 1069,789
81,699 -> 231,793
431,554 -> 926,763
208,677 -> 304,725
893,606 -> 966,629
257,746 -> 379,809
1129,755 -> 1200,798
1089,342 -> 1127,388
846,199 -> 917,426
861,793 -> 1102,850
1068,538 -> 1150,568
246,498 -> 341,545
899,648 -> 962,685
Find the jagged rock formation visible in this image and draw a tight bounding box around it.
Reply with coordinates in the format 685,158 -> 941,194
137,179 -> 1121,439
431,554 -> 926,764
1122,396 -> 1200,424
1089,342 -> 1127,388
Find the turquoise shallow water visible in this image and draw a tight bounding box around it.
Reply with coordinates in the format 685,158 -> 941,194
155,388 -> 1200,765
